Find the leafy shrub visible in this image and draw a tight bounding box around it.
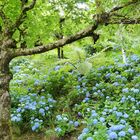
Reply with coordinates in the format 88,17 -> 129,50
11,54 -> 140,139
11,93 -> 56,132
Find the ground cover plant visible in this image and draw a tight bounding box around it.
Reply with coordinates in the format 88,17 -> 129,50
10,53 -> 140,140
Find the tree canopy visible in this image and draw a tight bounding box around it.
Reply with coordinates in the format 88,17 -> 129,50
0,0 -> 140,58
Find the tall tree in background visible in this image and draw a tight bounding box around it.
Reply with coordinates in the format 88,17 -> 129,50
0,0 -> 140,139
55,17 -> 65,59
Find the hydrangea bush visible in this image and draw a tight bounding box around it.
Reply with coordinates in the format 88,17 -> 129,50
10,54 -> 140,139
11,93 -> 56,132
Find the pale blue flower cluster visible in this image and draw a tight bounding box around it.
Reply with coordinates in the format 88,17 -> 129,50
11,93 -> 56,131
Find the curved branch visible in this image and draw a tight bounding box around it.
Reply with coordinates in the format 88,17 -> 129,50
13,24 -> 98,57
109,0 -> 139,13
108,17 -> 140,24
93,0 -> 140,24
22,0 -> 36,13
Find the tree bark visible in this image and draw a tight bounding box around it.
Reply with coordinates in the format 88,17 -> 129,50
61,47 -> 64,59
0,51 -> 13,140
58,47 -> 61,59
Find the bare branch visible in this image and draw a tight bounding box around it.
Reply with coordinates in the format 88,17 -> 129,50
22,0 -> 36,13
13,24 -> 98,57
86,46 -> 113,62
108,17 -> 140,24
109,0 -> 139,13
94,0 -> 140,24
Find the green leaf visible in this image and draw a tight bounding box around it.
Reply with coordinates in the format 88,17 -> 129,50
77,61 -> 92,75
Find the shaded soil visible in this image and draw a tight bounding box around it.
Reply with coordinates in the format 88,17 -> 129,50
13,133 -> 77,140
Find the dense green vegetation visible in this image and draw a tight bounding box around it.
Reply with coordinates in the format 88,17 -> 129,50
10,47 -> 140,140
0,0 -> 140,140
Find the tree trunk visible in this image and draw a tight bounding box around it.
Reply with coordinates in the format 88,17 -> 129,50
61,47 -> 64,59
0,51 -> 13,140
58,48 -> 61,59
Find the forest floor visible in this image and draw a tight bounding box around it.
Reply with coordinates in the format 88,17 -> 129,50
13,132 -> 77,140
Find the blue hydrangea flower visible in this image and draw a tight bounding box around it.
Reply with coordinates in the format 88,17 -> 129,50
11,116 -> 21,122
76,85 -> 81,89
131,98 -> 135,102
55,127 -> 62,132
34,80 -> 40,86
16,108 -> 22,113
74,121 -> 79,127
113,107 -> 117,111
40,96 -> 45,99
32,122 -> 40,131
116,112 -> 123,117
54,65 -> 61,71
92,87 -> 97,91
97,90 -> 101,93
106,96 -> 110,99
93,119 -> 98,125
105,73 -> 111,78
109,132 -> 118,139
122,88 -> 129,93
39,101 -> 46,105
86,137 -> 93,140
118,131 -> 126,137
113,82 -> 119,86
31,125 -> 37,131
39,108 -> 45,114
128,128 -> 134,134
120,119 -> 126,124
121,96 -> 126,103
56,115 -> 62,121
63,117 -> 68,121
78,112 -> 82,117
78,133 -> 85,140
131,135 -> 138,140
104,109 -> 108,112
34,118 -> 39,122
110,125 -> 125,131
82,128 -> 89,133
131,88 -> 139,94
99,117 -> 105,122
48,98 -> 54,102
102,112 -> 106,115
69,120 -> 73,125
123,113 -> 129,118
86,92 -> 90,97
134,110 -> 139,114
92,112 -> 97,117
45,106 -> 49,111
84,97 -> 89,102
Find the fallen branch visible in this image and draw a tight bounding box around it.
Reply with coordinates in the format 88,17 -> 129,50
86,46 -> 113,62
